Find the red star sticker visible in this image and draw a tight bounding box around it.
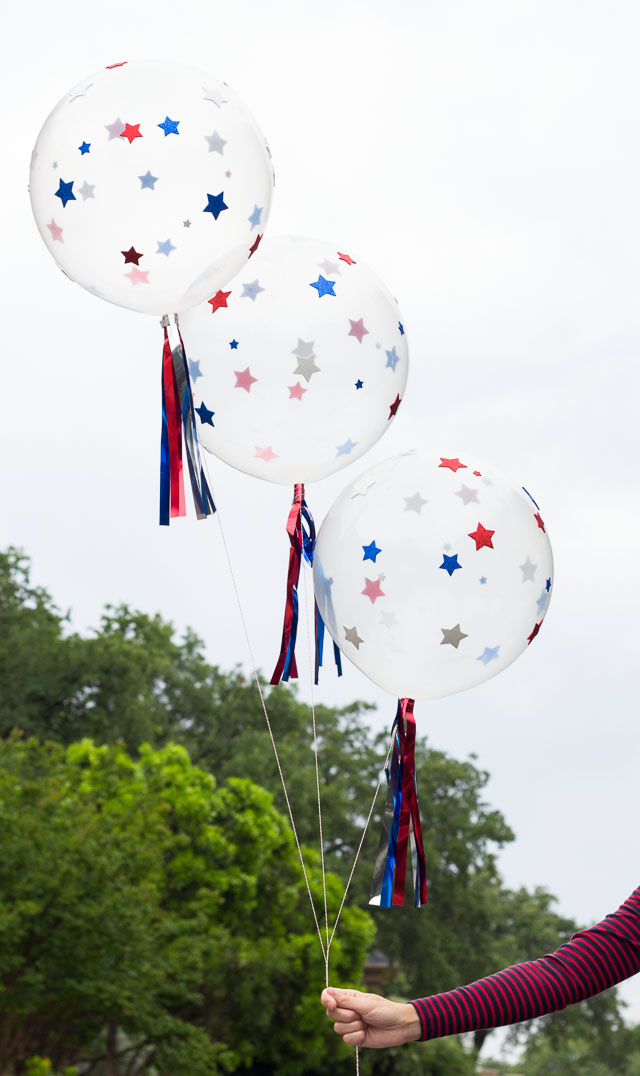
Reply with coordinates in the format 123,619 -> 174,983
361,577 -> 385,603
338,251 -> 356,265
106,61 -> 128,69
388,394 -> 402,420
121,246 -> 143,265
248,233 -> 263,258
473,470 -> 482,476
208,290 -> 231,313
527,620 -> 543,645
468,522 -> 495,550
534,512 -> 545,532
120,122 -> 142,143
439,457 -> 467,472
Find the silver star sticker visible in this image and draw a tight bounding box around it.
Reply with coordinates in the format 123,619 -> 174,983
105,117 -> 125,140
78,181 -> 95,201
318,259 -> 340,276
203,85 -> 227,107
291,338 -> 315,358
294,354 -> 321,381
69,81 -> 94,102
404,491 -> 428,513
440,623 -> 468,649
380,610 -> 398,629
204,130 -> 227,154
350,481 -> 376,500
241,279 -> 265,301
344,625 -> 363,649
520,556 -> 538,582
183,220 -> 191,228
443,542 -> 452,551
455,485 -> 480,505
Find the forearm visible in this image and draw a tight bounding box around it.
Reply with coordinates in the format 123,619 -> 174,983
411,884 -> 640,1040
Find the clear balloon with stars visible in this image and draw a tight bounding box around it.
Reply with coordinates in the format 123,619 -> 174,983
181,235 -> 409,484
313,450 -> 554,700
29,60 -> 274,315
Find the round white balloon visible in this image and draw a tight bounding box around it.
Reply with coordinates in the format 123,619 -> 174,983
314,451 -> 553,700
182,235 -> 409,484
30,60 -> 274,315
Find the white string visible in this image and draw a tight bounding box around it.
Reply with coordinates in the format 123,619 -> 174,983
204,471 -> 392,1070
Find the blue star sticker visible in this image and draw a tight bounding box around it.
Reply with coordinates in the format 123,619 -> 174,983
439,554 -> 461,576
545,577 -> 552,592
310,275 -> 336,298
336,438 -> 357,455
156,238 -> 176,256
362,540 -> 382,563
355,379 -> 363,389
398,321 -> 404,335
55,179 -> 76,208
196,402 -> 215,426
477,645 -> 500,665
479,576 -> 487,584
139,170 -> 158,190
229,339 -> 239,349
248,204 -> 263,228
203,192 -> 228,219
241,279 -> 265,301
188,358 -> 202,382
78,141 -> 91,154
385,346 -> 400,371
158,116 -> 180,136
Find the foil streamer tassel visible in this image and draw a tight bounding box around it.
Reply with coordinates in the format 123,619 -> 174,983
270,484 -> 315,685
370,698 -> 427,908
159,316 -> 215,526
314,601 -> 343,685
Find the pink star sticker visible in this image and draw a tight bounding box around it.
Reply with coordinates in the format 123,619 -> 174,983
348,318 -> 369,343
439,457 -> 467,472
288,382 -> 307,401
255,445 -> 278,462
124,267 -> 150,285
47,219 -> 63,242
234,367 -> 257,392
361,577 -> 385,603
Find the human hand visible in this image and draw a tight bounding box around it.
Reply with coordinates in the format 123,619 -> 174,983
321,986 -> 422,1048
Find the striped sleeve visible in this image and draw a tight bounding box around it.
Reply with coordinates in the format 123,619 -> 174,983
411,885 -> 640,1040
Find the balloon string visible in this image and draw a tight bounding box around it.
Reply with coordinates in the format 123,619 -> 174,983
202,458 -> 391,1069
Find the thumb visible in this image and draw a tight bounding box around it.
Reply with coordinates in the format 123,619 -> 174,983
326,987 -> 368,1011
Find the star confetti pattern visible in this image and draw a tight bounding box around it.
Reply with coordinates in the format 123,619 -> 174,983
362,578 -> 385,603
348,318 -> 369,342
388,394 -> 402,420
120,123 -> 142,143
157,116 -> 180,136
440,553 -> 462,576
156,239 -> 175,256
47,219 -> 63,242
338,251 -> 356,265
310,275 -> 336,297
527,621 -> 543,645
468,523 -> 495,550
208,290 -> 231,313
79,141 -> 91,155
362,540 -> 382,563
138,170 -> 158,190
55,179 -> 75,208
288,382 -> 306,401
196,402 -> 215,426
121,246 -> 143,265
440,457 -> 467,472
255,445 -> 278,462
343,625 -> 363,648
477,646 -> 500,665
203,192 -> 228,220
234,367 -> 257,392
124,267 -> 149,285
385,346 -> 400,371
441,624 -> 468,648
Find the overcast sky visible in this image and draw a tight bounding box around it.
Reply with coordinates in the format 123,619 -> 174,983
3,0 -> 639,1029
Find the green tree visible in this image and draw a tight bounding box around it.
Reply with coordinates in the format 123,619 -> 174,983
0,735 -> 372,1076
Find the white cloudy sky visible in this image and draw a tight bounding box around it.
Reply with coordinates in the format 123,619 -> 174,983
3,0 -> 640,1027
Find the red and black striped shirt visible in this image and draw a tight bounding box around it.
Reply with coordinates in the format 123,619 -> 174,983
411,885 -> 640,1040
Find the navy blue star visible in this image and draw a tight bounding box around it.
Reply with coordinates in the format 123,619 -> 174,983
188,358 -> 202,382
398,321 -> 404,335
158,116 -> 180,136
139,170 -> 158,189
362,540 -> 382,563
203,192 -> 228,220
78,141 -> 91,155
196,402 -> 215,426
229,339 -> 239,349
310,275 -> 336,298
439,554 -> 461,576
545,577 -> 551,592
55,179 -> 76,208
355,379 -> 363,389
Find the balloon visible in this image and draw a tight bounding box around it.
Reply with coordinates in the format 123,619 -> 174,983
313,450 -> 553,700
181,235 -> 409,484
30,60 -> 274,315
